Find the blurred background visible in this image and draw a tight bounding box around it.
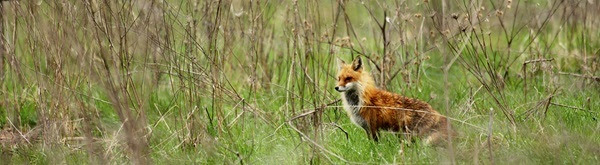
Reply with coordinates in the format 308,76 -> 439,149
0,0 -> 598,164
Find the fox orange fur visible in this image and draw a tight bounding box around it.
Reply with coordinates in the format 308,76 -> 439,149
335,57 -> 451,145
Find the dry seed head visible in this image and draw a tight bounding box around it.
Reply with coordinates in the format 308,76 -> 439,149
333,37 -> 341,43
414,13 -> 422,18
443,29 -> 450,37
495,10 -> 504,17
320,32 -> 329,41
334,36 -> 352,47
304,20 -> 312,30
451,13 -> 458,20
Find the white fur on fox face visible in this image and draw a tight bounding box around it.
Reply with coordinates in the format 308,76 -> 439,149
336,82 -> 356,92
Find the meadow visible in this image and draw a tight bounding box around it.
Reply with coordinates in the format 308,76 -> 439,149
0,0 -> 598,164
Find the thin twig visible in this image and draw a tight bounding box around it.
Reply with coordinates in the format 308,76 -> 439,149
287,121 -> 357,164
558,72 -> 600,82
551,102 -> 596,114
327,122 -> 349,141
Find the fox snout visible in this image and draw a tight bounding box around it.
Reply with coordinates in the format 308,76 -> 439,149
334,85 -> 350,92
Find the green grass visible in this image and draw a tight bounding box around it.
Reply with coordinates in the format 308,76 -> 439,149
0,0 -> 599,164
129,60 -> 598,164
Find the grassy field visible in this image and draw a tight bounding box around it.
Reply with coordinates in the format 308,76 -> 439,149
0,0 -> 599,164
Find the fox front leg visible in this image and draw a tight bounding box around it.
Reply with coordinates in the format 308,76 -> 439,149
371,132 -> 379,142
364,128 -> 379,142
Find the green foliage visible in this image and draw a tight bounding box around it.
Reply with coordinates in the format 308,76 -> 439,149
0,0 -> 598,164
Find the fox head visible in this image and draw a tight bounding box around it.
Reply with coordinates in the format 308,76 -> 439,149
335,57 -> 364,92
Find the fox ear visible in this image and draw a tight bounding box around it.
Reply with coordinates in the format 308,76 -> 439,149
352,57 -> 362,71
337,58 -> 346,69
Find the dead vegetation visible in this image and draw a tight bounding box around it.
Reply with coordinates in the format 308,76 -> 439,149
0,0 -> 598,164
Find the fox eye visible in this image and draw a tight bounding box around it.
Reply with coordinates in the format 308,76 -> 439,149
344,77 -> 352,81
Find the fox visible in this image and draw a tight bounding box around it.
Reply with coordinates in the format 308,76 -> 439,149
335,57 -> 452,145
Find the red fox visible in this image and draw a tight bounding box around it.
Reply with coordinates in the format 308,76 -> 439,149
335,57 -> 451,145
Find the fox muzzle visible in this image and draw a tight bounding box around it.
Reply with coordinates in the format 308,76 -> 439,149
334,86 -> 349,92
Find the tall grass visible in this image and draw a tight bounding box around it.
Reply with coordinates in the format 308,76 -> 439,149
0,0 -> 598,164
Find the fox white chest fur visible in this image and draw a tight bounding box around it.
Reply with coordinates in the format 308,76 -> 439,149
341,88 -> 368,130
